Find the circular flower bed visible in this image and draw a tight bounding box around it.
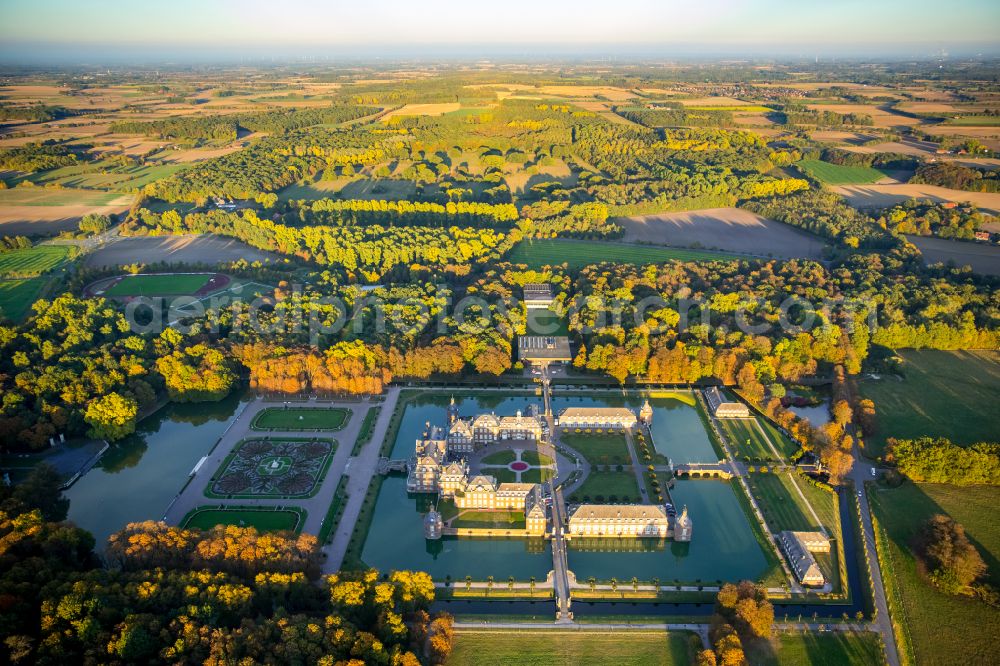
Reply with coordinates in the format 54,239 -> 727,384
509,461 -> 529,472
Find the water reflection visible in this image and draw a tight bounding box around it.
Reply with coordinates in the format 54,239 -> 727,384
66,390 -> 248,548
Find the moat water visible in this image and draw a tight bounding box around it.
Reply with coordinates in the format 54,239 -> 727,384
550,392 -> 719,464
66,390 -> 248,548
361,391 -> 767,583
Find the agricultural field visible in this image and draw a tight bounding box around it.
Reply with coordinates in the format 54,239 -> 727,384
0,187 -> 131,206
617,207 -> 825,259
19,162 -> 186,191
796,159 -> 893,185
0,277 -> 48,321
84,234 -> 280,268
102,273 -> 214,297
449,630 -> 693,666
870,482 -> 1000,666
508,239 -> 736,270
905,235 -> 1000,277
859,350 -> 1000,457
803,103 -> 922,128
182,507 -> 304,532
942,115 -> 1000,126
251,407 -> 351,431
0,244 -> 72,276
831,183 -> 1000,215
0,191 -> 135,236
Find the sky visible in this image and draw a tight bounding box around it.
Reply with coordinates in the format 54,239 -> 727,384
1,0 -> 999,63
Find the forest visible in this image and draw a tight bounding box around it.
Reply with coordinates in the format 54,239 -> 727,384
0,467 -> 454,664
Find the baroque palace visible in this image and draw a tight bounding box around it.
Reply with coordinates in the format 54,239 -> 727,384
407,397 -> 692,543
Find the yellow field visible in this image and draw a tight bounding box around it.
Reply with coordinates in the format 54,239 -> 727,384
383,103 -> 460,119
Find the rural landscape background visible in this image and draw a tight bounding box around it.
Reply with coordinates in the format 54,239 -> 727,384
0,1 -> 998,665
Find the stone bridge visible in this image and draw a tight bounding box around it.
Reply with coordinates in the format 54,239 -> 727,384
672,462 -> 735,480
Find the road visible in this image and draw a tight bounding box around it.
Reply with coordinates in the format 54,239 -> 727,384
539,364 -> 573,622
622,430 -> 649,501
323,387 -> 401,572
848,447 -> 901,666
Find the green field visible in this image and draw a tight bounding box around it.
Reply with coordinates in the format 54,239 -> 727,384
688,105 -> 775,112
450,630 -> 692,666
18,162 -> 185,192
942,115 -> 1000,126
526,306 -> 568,336
182,507 -> 304,532
559,432 -> 631,465
749,472 -> 836,534
0,278 -> 48,321
452,510 -> 526,530
0,244 -> 72,277
747,631 -> 884,665
859,350 -> 1000,457
482,450 -> 517,465
720,418 -> 783,461
870,482 -> 1000,666
0,186 -> 131,206
508,239 -> 736,270
103,273 -> 213,297
796,159 -> 891,185
252,407 -> 351,431
573,470 -> 642,502
520,450 -> 555,466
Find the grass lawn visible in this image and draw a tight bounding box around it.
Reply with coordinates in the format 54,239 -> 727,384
869,482 -> 1000,666
521,450 -> 555,466
0,278 -> 48,321
481,450 -> 517,465
252,407 -> 350,431
746,631 -> 884,665
858,349 -> 1000,457
748,472 -> 837,534
573,471 -> 642,502
508,239 -> 736,270
526,306 -> 568,336
490,467 -> 555,484
560,432 -> 631,465
182,507 -> 304,532
720,418 -> 781,461
796,159 -> 891,185
758,419 -> 801,459
103,273 -> 212,297
449,630 -> 692,666
0,244 -> 72,277
356,408 -> 377,442
452,510 -> 526,530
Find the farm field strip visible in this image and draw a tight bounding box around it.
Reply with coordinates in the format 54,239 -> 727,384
508,238 -> 737,269
796,159 -> 892,185
0,244 -> 72,276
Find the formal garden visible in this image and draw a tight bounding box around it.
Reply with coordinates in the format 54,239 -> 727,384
251,407 -> 351,431
181,505 -> 306,532
207,437 -> 336,498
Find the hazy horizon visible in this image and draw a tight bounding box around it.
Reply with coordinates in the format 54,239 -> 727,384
2,0 -> 999,65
